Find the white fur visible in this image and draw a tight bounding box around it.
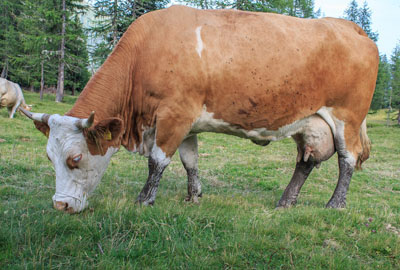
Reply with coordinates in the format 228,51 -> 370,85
179,135 -> 198,169
315,107 -> 356,165
46,114 -> 118,212
151,139 -> 170,167
191,105 -> 356,165
191,105 -> 315,142
331,116 -> 356,166
316,106 -> 336,136
195,26 -> 203,58
0,78 -> 27,118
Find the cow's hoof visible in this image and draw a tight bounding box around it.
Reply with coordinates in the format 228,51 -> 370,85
276,199 -> 297,208
135,199 -> 154,206
325,199 -> 346,209
184,195 -> 200,204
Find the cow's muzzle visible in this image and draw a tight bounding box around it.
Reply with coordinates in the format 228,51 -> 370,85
54,201 -> 75,213
52,193 -> 88,214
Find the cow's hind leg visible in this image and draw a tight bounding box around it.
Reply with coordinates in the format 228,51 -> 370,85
8,100 -> 21,118
179,135 -> 202,203
325,115 -> 371,208
278,115 -> 336,207
325,155 -> 354,208
277,158 -> 314,207
325,120 -> 361,208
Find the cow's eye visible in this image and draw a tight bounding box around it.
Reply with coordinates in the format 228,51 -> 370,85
72,154 -> 82,163
67,154 -> 82,169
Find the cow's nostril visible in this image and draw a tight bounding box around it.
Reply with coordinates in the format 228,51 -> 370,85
55,201 -> 68,211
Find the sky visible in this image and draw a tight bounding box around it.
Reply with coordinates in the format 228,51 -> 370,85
314,0 -> 400,57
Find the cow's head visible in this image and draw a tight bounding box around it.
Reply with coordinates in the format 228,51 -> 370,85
20,108 -> 124,213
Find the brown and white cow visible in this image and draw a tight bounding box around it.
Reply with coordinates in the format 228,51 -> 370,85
0,78 -> 31,118
21,6 -> 378,213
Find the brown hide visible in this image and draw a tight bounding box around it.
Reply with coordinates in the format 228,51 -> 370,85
65,6 -> 378,160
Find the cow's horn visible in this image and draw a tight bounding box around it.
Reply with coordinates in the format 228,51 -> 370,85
76,111 -> 95,129
19,107 -> 50,124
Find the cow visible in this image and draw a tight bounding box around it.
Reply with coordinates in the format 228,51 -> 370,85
0,78 -> 31,118
20,6 -> 379,213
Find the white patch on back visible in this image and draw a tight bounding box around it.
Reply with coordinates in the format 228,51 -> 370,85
195,26 -> 203,58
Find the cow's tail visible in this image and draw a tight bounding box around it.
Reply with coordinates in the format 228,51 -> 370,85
17,85 -> 31,111
356,118 -> 371,170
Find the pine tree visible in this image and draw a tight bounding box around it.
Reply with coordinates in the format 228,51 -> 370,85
64,14 -> 90,96
56,0 -> 88,102
391,44 -> 400,125
343,0 -> 378,42
89,0 -> 123,68
344,0 -> 359,23
0,0 -> 90,99
371,55 -> 390,110
56,0 -> 67,102
358,1 -> 378,41
0,0 -> 23,79
90,0 -> 168,68
179,0 -> 320,18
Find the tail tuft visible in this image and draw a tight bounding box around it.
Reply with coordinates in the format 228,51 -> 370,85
356,118 -> 371,170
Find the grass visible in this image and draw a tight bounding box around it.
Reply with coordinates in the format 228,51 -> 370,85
0,91 -> 399,269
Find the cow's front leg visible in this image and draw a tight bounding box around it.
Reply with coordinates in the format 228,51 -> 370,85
179,135 -> 201,203
136,110 -> 194,206
136,150 -> 170,205
326,155 -> 355,208
277,159 -> 314,207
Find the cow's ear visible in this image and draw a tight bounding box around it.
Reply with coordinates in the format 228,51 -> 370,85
84,118 -> 124,155
34,120 -> 50,138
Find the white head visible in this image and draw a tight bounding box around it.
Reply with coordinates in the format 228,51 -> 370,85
20,108 -> 124,213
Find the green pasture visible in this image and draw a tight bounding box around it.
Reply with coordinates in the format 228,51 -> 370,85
0,91 -> 399,269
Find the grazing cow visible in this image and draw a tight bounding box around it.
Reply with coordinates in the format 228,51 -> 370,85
21,6 -> 378,213
0,78 -> 31,118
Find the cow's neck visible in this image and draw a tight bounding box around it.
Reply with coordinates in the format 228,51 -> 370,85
66,34 -> 140,151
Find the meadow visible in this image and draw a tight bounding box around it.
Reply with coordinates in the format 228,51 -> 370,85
0,91 -> 399,269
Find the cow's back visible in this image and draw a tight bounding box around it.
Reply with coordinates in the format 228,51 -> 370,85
133,6 -> 378,131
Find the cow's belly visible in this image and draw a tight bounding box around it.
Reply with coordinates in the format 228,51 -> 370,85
0,97 -> 12,107
190,105 -> 314,142
1,92 -> 17,108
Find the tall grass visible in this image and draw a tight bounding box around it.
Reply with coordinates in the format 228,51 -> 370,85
0,92 -> 399,269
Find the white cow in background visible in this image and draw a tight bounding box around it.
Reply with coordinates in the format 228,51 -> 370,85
0,78 -> 31,118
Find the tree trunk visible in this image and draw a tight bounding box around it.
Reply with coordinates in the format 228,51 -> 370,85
131,0 -> 137,20
387,91 -> 392,127
56,0 -> 66,103
40,60 -> 44,100
1,59 -> 8,78
71,85 -> 75,96
398,109 -> 400,125
112,0 -> 118,46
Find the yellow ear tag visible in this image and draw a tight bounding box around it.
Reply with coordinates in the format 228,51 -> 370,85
45,130 -> 49,138
104,129 -> 112,141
